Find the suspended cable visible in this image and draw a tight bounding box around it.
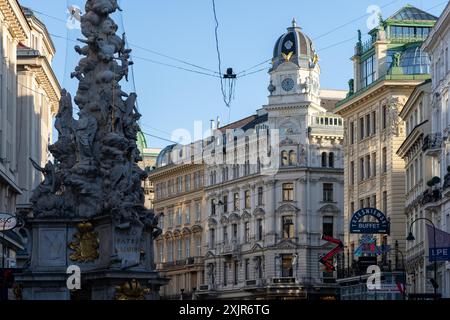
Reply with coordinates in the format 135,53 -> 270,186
130,42 -> 220,75
132,55 -> 221,78
141,131 -> 178,144
211,0 -> 236,112
312,0 -> 400,41
238,67 -> 270,78
237,58 -> 272,76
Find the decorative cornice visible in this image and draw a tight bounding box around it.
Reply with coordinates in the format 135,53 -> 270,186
0,0 -> 30,42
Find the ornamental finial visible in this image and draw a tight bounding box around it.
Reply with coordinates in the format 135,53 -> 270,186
292,18 -> 297,28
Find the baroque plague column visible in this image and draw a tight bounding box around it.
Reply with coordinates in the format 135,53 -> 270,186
16,0 -> 167,300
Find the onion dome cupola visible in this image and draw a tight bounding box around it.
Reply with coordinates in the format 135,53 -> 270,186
271,18 -> 318,71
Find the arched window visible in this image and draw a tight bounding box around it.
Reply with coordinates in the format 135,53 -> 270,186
321,152 -> 327,168
281,151 -> 289,166
289,150 -> 297,166
329,152 -> 335,168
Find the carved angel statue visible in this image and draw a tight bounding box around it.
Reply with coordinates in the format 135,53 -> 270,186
29,158 -> 56,193
74,109 -> 98,162
54,89 -> 75,137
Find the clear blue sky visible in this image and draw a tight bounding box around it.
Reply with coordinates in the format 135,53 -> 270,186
19,0 -> 447,149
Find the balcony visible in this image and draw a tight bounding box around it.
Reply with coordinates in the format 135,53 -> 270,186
443,172 -> 450,197
422,133 -> 442,156
421,188 -> 442,210
220,240 -> 241,256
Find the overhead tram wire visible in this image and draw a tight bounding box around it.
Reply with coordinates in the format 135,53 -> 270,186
211,0 -> 236,117
30,6 -> 220,78
49,33 -> 221,78
235,0 -> 401,76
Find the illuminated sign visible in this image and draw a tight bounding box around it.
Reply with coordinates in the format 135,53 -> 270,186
350,208 -> 390,234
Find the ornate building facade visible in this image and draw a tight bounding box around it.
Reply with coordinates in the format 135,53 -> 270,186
335,5 -> 436,299
422,1 -> 450,298
149,146 -> 206,299
0,1 -> 60,270
197,20 -> 346,300
397,79 -> 435,296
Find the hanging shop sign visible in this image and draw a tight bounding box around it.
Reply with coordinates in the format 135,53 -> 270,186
350,208 -> 390,234
0,213 -> 17,231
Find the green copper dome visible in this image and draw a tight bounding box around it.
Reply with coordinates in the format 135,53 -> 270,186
137,131 -> 148,154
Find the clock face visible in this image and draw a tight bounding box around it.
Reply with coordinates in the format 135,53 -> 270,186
281,78 -> 295,92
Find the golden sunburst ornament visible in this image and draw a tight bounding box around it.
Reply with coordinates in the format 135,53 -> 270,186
68,222 -> 99,262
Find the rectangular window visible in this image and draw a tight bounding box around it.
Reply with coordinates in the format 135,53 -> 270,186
185,238 -> 190,258
360,199 -> 364,209
232,223 -> 238,240
283,216 -> 294,239
159,242 -> 164,263
365,114 -> 371,137
323,216 -> 334,237
195,202 -> 201,222
372,111 -> 377,135
168,209 -> 174,227
234,260 -> 239,285
223,262 -> 228,286
257,219 -> 263,241
177,208 -> 182,225
382,191 -> 387,213
323,183 -> 334,202
350,161 -> 355,185
211,199 -> 216,215
168,241 -> 173,262
360,117 -> 365,140
365,155 -> 371,179
361,55 -> 375,87
282,254 -> 293,277
382,105 -> 387,129
223,195 -> 228,213
382,147 -> 387,173
283,183 -> 294,201
186,205 -> 190,224
177,238 -> 182,261
210,229 -> 215,249
350,202 -> 355,215
245,190 -> 251,209
371,194 -> 377,208
244,222 -> 250,243
196,237 -> 201,256
372,152 -> 377,177
223,226 -> 228,243
245,259 -> 250,280
257,187 -> 264,206
350,121 -> 355,144
233,193 -> 239,211
360,158 -> 365,181
185,175 -> 191,192
177,177 -> 183,193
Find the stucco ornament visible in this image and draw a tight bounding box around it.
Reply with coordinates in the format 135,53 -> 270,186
387,97 -> 402,136
29,0 -> 160,247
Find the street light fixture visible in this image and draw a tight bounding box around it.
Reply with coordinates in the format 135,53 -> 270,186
406,217 -> 438,300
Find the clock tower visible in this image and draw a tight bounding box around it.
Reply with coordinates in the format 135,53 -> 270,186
267,19 -> 322,109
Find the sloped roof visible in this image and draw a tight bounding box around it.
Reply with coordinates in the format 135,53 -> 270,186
388,4 -> 438,22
